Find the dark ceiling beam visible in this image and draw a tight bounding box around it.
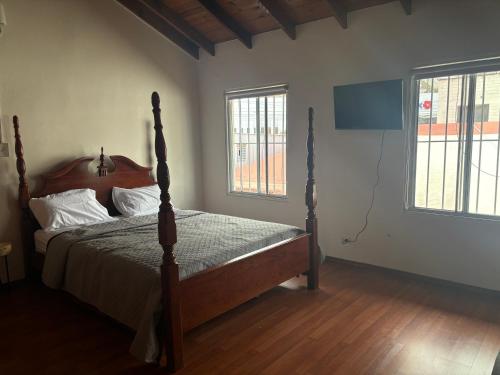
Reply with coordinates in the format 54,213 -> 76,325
399,0 -> 412,15
117,0 -> 199,59
258,0 -> 296,40
325,0 -> 348,29
140,0 -> 215,56
198,0 -> 252,49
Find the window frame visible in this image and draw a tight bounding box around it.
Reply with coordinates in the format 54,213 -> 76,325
405,57 -> 500,220
225,84 -> 289,200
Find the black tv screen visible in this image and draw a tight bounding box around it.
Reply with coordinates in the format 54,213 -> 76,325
334,79 -> 403,130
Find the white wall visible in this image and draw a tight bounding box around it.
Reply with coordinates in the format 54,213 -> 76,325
198,0 -> 500,291
0,0 -> 203,280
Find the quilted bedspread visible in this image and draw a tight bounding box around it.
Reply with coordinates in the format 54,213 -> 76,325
42,209 -> 304,363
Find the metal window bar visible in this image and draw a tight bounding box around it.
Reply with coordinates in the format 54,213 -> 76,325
272,95 -> 276,194
463,74 -> 477,213
495,109 -> 500,214
475,73 -> 487,212
228,99 -> 234,192
238,99 -> 243,192
285,95 -> 287,195
455,75 -> 467,212
411,79 -> 421,208
425,78 -> 434,208
264,97 -> 269,195
281,94 -> 285,195
260,99 -> 266,193
441,76 -> 451,209
256,97 -> 261,194
418,139 -> 499,144
247,98 -> 251,192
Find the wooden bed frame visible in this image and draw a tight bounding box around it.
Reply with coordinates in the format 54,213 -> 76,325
13,92 -> 319,373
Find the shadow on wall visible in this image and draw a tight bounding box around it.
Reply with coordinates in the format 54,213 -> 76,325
90,0 -> 193,96
0,150 -> 23,281
91,0 -> 203,206
0,115 -> 18,280
145,120 -> 154,170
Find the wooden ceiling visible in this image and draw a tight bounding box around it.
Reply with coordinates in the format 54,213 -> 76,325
117,0 -> 411,59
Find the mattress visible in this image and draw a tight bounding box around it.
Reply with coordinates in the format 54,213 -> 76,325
34,228 -> 72,254
34,220 -> 117,253
41,209 -> 305,364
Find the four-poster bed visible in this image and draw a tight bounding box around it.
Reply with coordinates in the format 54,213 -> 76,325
13,93 -> 319,372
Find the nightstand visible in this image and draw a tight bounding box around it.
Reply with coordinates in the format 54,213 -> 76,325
0,242 -> 11,287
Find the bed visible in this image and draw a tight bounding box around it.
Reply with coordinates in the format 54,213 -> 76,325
12,92 -> 319,372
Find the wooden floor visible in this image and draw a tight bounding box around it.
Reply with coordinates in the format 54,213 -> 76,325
1,260 -> 500,375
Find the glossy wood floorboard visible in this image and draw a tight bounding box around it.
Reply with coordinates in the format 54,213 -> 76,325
1,260 -> 500,374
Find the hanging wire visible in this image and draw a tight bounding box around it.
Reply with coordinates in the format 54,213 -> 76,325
344,130 -> 386,244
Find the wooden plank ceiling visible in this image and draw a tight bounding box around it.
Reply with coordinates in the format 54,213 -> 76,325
117,0 -> 412,59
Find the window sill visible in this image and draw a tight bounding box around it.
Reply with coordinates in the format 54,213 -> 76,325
406,206 -> 500,222
227,191 -> 288,202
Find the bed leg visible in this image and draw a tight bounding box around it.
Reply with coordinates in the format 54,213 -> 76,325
162,260 -> 183,372
307,217 -> 319,290
305,107 -> 319,290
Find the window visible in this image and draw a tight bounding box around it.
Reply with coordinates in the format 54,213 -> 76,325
407,60 -> 500,217
236,144 -> 247,162
456,104 -> 490,123
226,85 -> 287,197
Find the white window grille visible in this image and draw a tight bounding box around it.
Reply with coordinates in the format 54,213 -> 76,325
226,85 -> 287,197
407,59 -> 500,217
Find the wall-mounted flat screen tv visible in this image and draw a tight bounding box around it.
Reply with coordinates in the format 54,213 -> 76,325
334,79 -> 403,130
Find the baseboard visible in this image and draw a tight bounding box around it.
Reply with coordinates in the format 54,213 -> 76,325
326,256 -> 500,298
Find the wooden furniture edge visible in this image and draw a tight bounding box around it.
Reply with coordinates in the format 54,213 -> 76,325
42,155 -> 151,180
185,234 -> 310,279
306,107 -> 319,290
13,116 -> 34,278
181,234 -> 310,331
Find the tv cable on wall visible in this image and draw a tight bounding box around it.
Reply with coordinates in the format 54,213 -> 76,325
342,130 -> 386,244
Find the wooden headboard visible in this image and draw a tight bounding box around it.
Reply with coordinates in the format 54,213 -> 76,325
33,155 -> 155,215
13,116 -> 154,218
13,115 -> 156,275
12,113 -> 156,276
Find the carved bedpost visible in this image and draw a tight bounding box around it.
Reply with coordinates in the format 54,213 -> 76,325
151,92 -> 183,372
97,147 -> 108,177
13,116 -> 34,279
305,108 -> 319,290
13,116 -> 30,209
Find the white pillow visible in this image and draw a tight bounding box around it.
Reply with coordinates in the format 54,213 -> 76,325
29,189 -> 113,230
112,185 -> 162,217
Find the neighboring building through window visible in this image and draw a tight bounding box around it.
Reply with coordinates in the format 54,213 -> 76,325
226,85 -> 287,197
456,104 -> 490,123
407,60 -> 500,217
236,144 -> 247,162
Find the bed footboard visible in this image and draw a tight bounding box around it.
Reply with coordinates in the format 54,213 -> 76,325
152,93 -> 318,373
181,234 -> 310,331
